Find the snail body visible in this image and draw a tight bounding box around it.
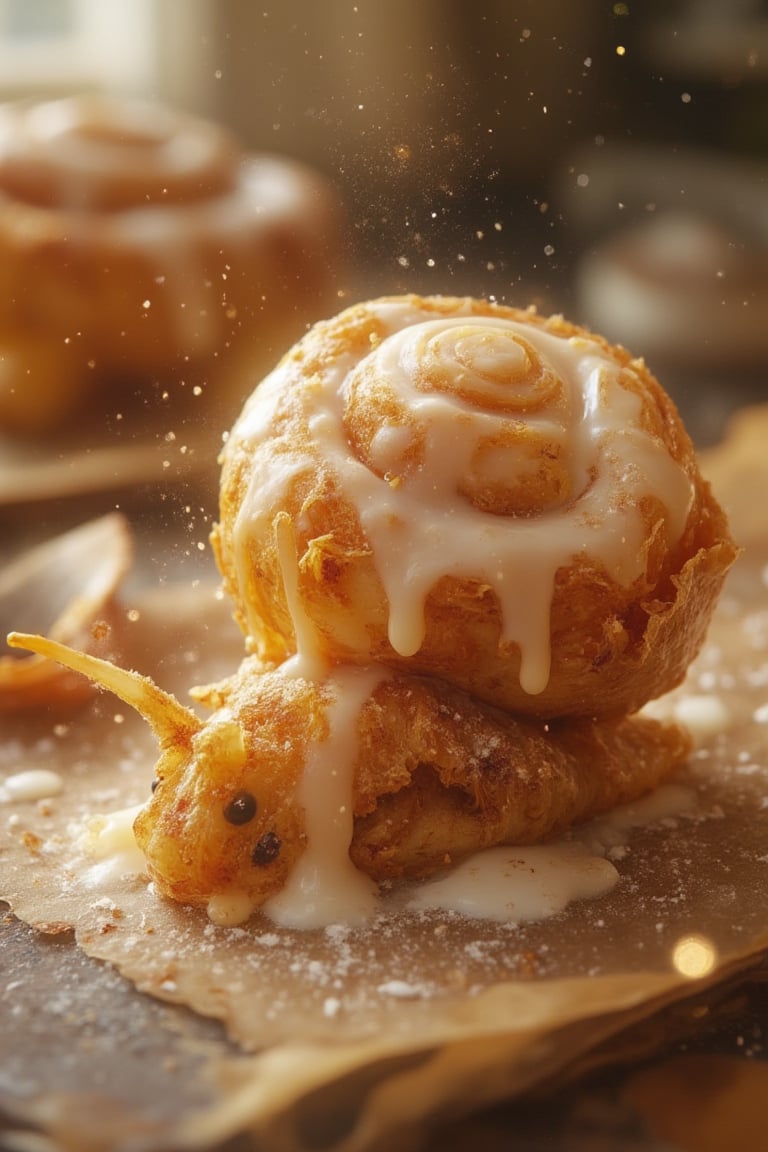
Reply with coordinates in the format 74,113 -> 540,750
6,635 -> 690,926
145,660 -> 691,925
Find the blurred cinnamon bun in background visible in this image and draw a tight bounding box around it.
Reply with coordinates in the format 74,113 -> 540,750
0,93 -> 343,439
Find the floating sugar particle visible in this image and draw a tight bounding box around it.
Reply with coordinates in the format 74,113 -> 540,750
681,92 -> 692,104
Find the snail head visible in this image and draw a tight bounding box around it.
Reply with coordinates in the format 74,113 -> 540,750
6,632 -> 304,922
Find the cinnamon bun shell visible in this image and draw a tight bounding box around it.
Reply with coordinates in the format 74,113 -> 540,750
214,294 -> 737,719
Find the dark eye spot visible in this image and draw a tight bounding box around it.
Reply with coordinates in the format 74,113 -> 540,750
223,791 -> 258,825
252,831 -> 282,866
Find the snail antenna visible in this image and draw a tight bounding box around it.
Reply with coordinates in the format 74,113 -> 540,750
7,632 -> 202,746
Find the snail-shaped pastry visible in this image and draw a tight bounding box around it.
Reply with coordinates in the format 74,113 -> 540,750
6,294 -> 736,927
0,94 -> 340,433
214,294 -> 736,719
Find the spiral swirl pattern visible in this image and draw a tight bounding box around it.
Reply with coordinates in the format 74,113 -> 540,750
345,319 -> 574,517
216,295 -> 733,718
340,307 -> 694,693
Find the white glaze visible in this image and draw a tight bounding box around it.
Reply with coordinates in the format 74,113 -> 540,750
0,768 -> 63,803
274,510 -> 328,682
79,803 -> 146,885
207,889 -> 255,928
409,842 -> 619,922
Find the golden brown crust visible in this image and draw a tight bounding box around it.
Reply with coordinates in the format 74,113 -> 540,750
215,293 -> 737,718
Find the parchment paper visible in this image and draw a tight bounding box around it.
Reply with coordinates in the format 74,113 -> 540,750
1,408 -> 767,1152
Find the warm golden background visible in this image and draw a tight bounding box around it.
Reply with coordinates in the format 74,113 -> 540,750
2,0 -> 765,443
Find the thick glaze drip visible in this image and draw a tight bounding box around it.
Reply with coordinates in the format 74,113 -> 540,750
266,506 -> 381,927
264,666 -> 382,929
